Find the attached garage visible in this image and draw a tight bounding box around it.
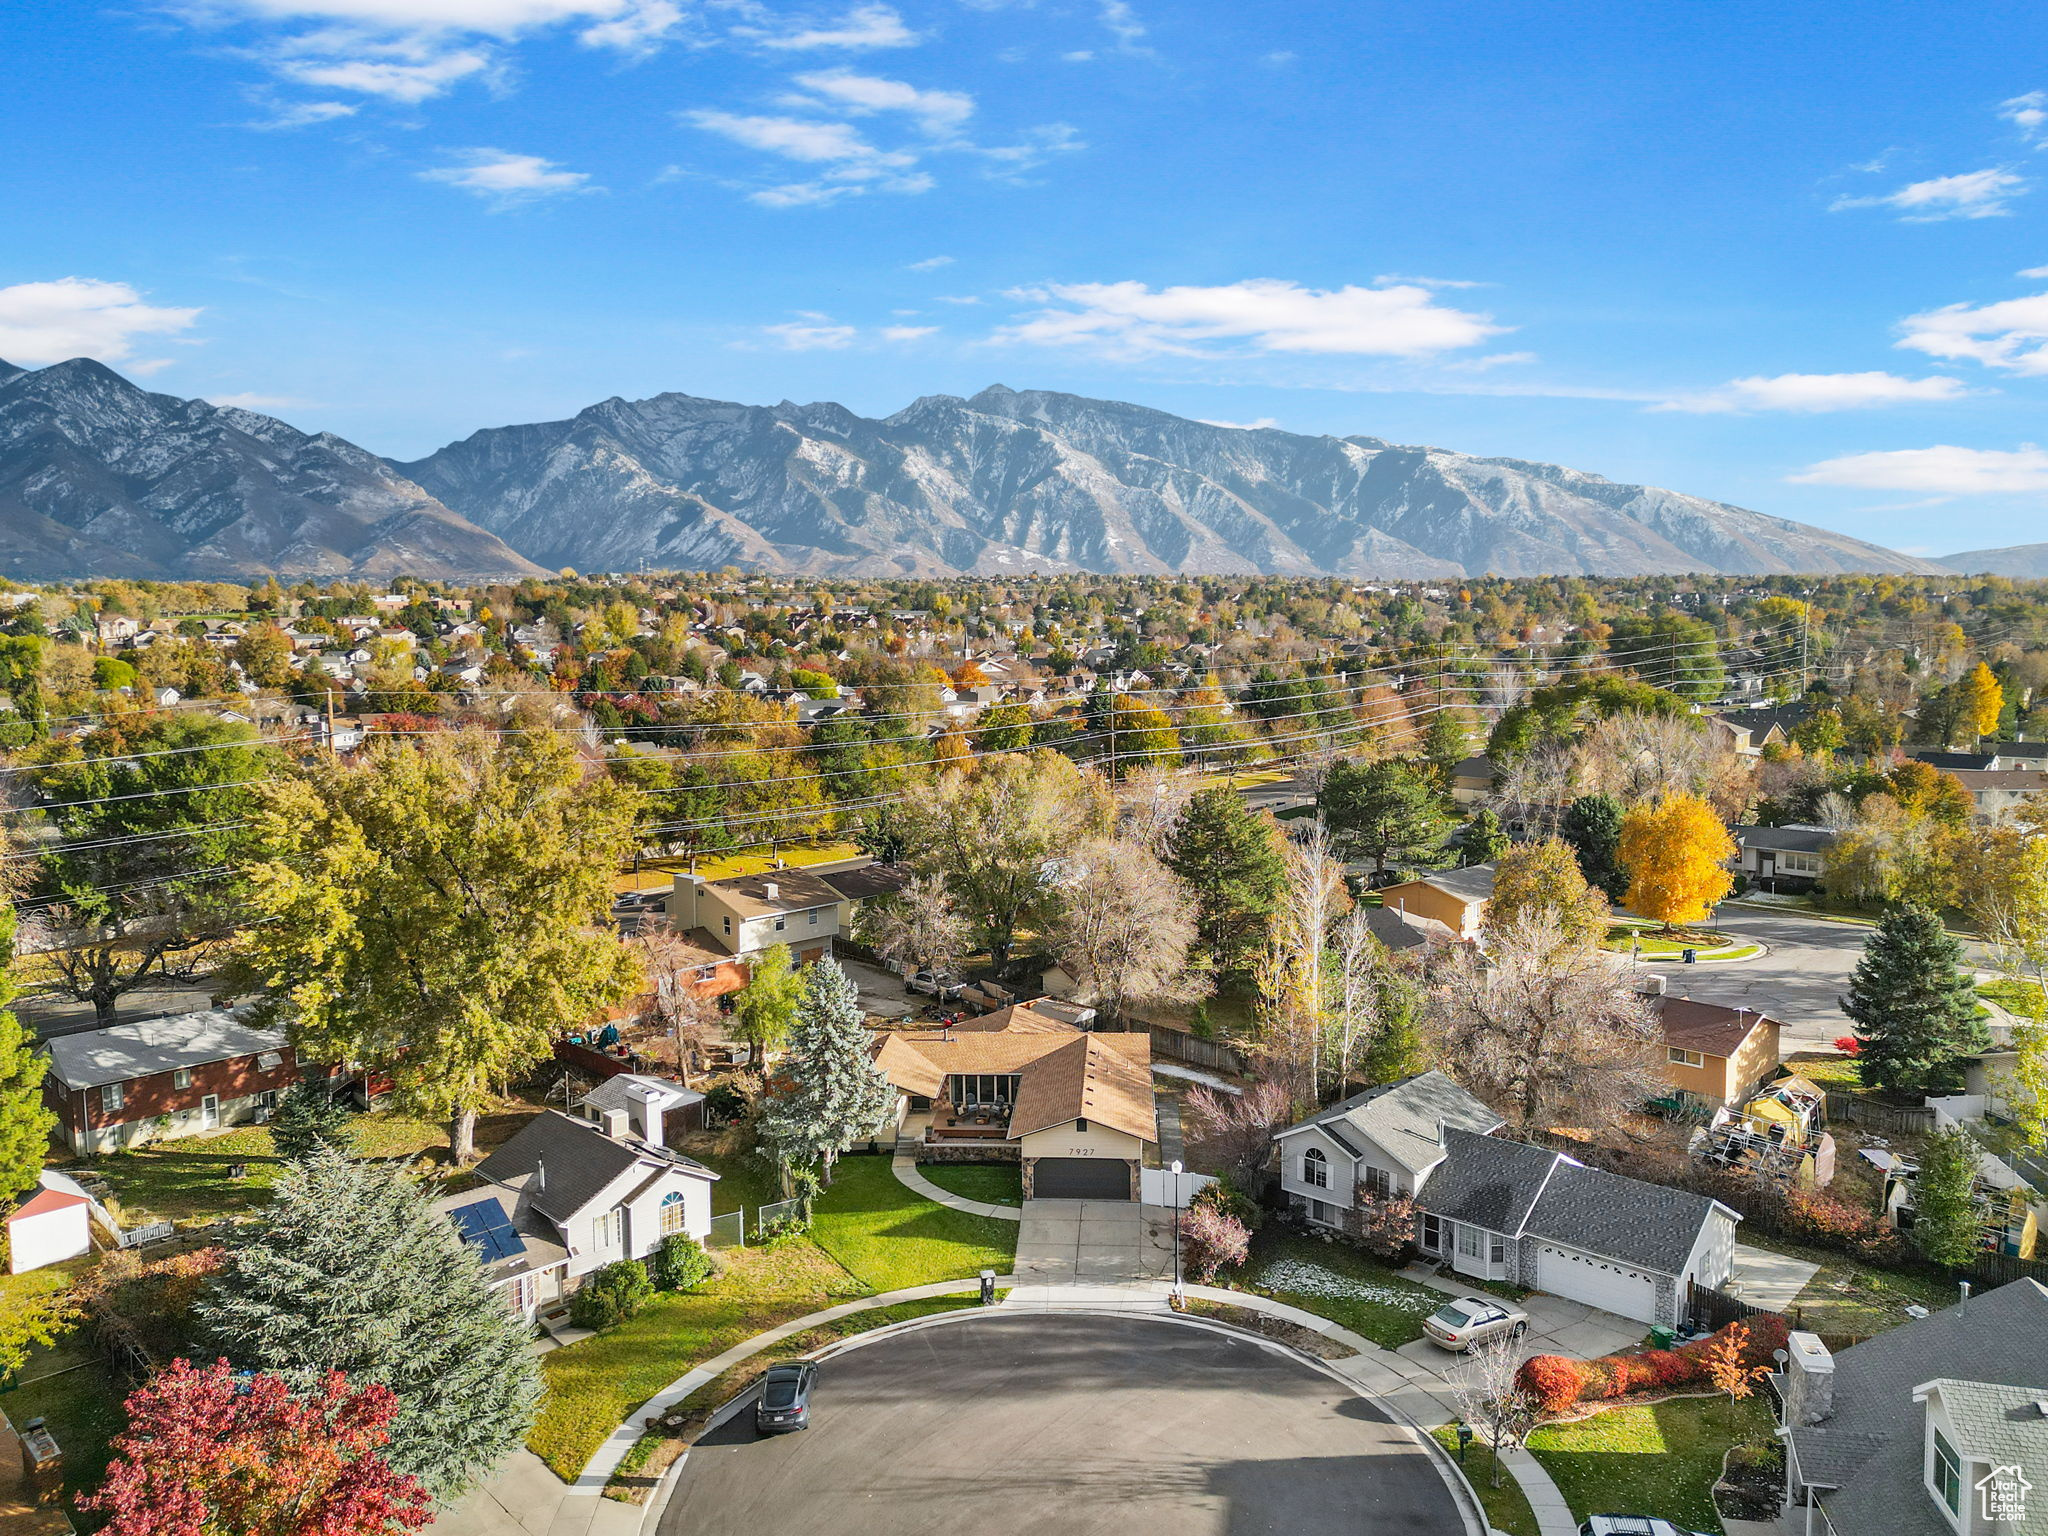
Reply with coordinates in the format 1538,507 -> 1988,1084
1029,1157 -> 1133,1201
1537,1244 -> 1660,1324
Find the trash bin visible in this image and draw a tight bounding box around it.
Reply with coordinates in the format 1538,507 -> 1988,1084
1682,948 -> 1697,965
1649,1325 -> 1679,1349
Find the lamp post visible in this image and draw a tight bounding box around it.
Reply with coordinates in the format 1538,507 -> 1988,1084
1170,1159 -> 1184,1306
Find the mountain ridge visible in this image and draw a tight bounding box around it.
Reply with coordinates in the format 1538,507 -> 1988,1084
1942,542 -> 2048,578
0,358 -> 1952,581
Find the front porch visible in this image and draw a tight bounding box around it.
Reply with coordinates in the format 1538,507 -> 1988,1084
909,1100 -> 1018,1147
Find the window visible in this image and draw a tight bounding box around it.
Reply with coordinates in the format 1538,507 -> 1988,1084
660,1191 -> 688,1236
593,1211 -> 622,1251
173,1067 -> 193,1090
101,1082 -> 125,1113
774,916 -> 786,932
1418,1213 -> 1444,1253
1669,1047 -> 1706,1068
1302,1147 -> 1329,1189
1932,1428 -> 1961,1514
808,909 -> 819,926
1457,1225 -> 1483,1258
1778,851 -> 1823,876
256,1051 -> 283,1071
1490,1235 -> 1508,1267
722,915 -> 731,934
1363,1165 -> 1393,1198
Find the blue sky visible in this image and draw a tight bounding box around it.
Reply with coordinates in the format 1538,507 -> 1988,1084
8,0 -> 2048,556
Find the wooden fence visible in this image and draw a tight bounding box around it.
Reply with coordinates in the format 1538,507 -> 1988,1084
1822,1092 -> 1935,1136
1684,1281 -> 1869,1353
1149,1027 -> 1246,1077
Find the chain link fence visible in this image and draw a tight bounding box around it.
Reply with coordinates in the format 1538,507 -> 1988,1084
753,1197 -> 805,1240
705,1210 -> 746,1249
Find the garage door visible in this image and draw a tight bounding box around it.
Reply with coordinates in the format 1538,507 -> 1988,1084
1032,1158 -> 1131,1200
1536,1245 -> 1660,1323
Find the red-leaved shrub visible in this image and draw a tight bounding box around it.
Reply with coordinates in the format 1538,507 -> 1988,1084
1516,1316 -> 1789,1415
1833,1036 -> 1862,1056
1180,1202 -> 1250,1282
1518,1354 -> 1591,1414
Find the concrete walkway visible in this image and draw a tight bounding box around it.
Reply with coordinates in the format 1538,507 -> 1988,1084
888,1150 -> 1023,1221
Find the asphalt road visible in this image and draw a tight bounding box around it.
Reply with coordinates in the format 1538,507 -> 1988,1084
660,1312 -> 1472,1536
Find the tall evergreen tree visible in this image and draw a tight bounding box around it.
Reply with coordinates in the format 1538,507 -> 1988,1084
1843,905 -> 1989,1098
1165,787 -> 1288,977
198,1149 -> 542,1497
0,904 -> 55,1207
269,1080 -> 355,1163
1319,758 -> 1452,876
1560,794 -> 1629,902
1460,808 -> 1510,868
756,958 -> 894,1185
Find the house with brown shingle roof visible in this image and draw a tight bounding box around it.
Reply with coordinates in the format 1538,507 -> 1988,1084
872,1003 -> 1157,1201
1652,995 -> 1783,1110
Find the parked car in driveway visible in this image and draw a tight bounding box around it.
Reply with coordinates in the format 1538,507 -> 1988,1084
907,971 -> 965,1000
1578,1518 -> 1711,1536
1421,1296 -> 1529,1352
755,1363 -> 817,1434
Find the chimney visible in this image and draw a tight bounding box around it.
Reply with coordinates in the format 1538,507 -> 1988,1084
765,880 -> 779,902
600,1107 -> 631,1142
1782,1331 -> 1835,1425
534,1155 -> 546,1193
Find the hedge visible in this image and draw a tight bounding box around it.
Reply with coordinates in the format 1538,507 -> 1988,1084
1517,1314 -> 1789,1415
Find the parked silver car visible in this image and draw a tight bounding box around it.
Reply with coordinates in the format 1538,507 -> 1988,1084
1422,1295 -> 1530,1352
907,970 -> 965,1000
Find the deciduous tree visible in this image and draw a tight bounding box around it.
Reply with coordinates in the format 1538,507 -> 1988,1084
1955,662 -> 2005,746
1045,837 -> 1204,1025
1183,1079 -> 1292,1192
1912,1125 -> 1983,1267
228,730 -> 640,1162
756,958 -> 895,1185
1619,792 -> 1735,930
1485,838 -> 1609,952
731,941 -> 800,1065
198,1149 -> 541,1496
81,1360 -> 431,1536
860,875 -> 968,983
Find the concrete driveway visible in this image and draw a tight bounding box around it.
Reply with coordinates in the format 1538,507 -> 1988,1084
1728,1244 -> 1820,1311
839,957 -> 920,1020
1635,906 -> 1876,1053
662,1312 -> 1478,1536
1393,1285 -> 1645,1373
1012,1199 -> 1177,1286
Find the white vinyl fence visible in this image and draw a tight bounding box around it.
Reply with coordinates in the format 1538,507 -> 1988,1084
1140,1168 -> 1216,1209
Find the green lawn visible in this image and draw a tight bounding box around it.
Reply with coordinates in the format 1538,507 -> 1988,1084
1980,978 -> 2047,1021
1782,1051 -> 1860,1091
810,1155 -> 1019,1291
683,1145 -> 787,1217
75,1102 -> 541,1227
1219,1227 -> 1450,1349
1432,1426 -> 1540,1536
1530,1395 -> 1774,1535
1735,1231 -> 1956,1339
916,1162 -> 1023,1207
0,1260 -> 126,1515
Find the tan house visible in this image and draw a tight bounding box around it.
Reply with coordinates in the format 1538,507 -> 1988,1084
1377,865 -> 1495,940
1448,755 -> 1496,808
666,867 -> 849,963
1652,996 -> 1783,1110
872,1004 -> 1158,1200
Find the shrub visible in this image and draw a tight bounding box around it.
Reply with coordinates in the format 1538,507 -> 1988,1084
570,1260 -> 652,1331
1518,1354 -> 1591,1414
650,1233 -> 712,1293
1832,1035 -> 1862,1056
1347,1192 -> 1416,1260
1192,1178 -> 1263,1234
1516,1316 -> 1788,1414
1180,1202 -> 1250,1282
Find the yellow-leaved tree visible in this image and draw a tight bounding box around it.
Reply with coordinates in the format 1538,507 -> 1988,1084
1619,792 -> 1735,931
1956,661 -> 2005,746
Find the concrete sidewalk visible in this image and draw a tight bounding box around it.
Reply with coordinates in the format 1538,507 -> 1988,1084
889,1151 -> 1022,1221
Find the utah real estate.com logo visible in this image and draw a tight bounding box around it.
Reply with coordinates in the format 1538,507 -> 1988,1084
1976,1464 -> 2032,1525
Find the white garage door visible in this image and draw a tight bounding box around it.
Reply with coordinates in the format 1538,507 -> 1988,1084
1537,1245 -> 1660,1324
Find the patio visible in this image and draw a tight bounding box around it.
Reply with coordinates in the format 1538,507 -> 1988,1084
924,1100 -> 1014,1142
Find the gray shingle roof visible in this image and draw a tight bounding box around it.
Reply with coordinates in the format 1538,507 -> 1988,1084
1790,1280 -> 2048,1536
1420,1127 -> 1730,1274
1921,1379 -> 2048,1468
579,1074 -> 703,1115
473,1110 -> 713,1225
1734,823 -> 1838,855
1400,864 -> 1496,903
1363,906 -> 1429,952
1285,1072 -> 1504,1176
41,1010 -> 288,1090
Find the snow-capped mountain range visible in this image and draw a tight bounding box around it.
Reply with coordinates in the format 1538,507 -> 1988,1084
0,357 -> 1970,580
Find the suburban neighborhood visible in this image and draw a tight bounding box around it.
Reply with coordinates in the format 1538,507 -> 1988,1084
0,568 -> 2046,1536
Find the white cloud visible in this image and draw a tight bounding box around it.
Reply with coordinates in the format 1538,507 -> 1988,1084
787,70 -> 975,133
2003,90 -> 2048,143
2019,264 -> 2048,278
276,46 -> 495,102
1062,49 -> 1094,62
1655,371 -> 1972,414
995,278 -> 1505,359
246,97 -> 359,128
1789,444 -> 2048,494
0,278 -> 201,368
1197,416 -> 1280,430
906,255 -> 954,271
935,294 -> 983,304
749,5 -> 919,50
1899,290 -> 2048,374
881,324 -> 936,340
1098,0 -> 1146,48
762,318 -> 858,348
206,392 -> 312,410
688,111 -> 893,164
420,148 -> 595,203
1831,167 -> 2027,221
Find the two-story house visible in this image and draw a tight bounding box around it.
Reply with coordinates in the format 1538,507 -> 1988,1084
40,1011 -> 301,1154
1652,996 -> 1784,1110
440,1109 -> 719,1320
1781,1279 -> 2048,1535
665,868 -> 848,964
1275,1073 -> 1740,1325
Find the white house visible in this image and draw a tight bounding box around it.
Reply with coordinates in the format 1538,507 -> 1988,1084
439,1110 -> 718,1320
1275,1073 -> 1740,1326
576,1073 -> 704,1146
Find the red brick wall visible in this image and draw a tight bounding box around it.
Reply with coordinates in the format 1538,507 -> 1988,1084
46,1047 -> 301,1143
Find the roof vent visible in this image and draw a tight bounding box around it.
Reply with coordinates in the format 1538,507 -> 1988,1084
765,880 -> 779,901
534,1155 -> 546,1192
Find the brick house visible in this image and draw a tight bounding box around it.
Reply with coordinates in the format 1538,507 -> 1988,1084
40,1011 -> 301,1155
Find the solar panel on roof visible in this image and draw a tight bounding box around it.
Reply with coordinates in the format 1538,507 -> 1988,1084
448,1200 -> 522,1263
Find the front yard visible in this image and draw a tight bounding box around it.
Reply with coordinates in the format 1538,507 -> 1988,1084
1215,1226 -> 1449,1348
914,1161 -> 1023,1207
1529,1394 -> 1774,1535
529,1152 -> 1018,1480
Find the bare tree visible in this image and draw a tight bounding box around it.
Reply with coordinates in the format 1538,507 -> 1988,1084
1327,904 -> 1385,1091
1114,764 -> 1195,857
860,874 -> 969,980
1184,1079 -> 1293,1190
1434,910 -> 1663,1135
1491,744 -> 1577,835
630,928 -> 727,1083
1446,1333 -> 1538,1489
1257,824 -> 1349,1112
1045,837 -> 1205,1025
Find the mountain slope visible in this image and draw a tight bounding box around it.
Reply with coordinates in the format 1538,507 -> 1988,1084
400,384 -> 1944,579
0,359 -> 544,581
1942,543 -> 2048,578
